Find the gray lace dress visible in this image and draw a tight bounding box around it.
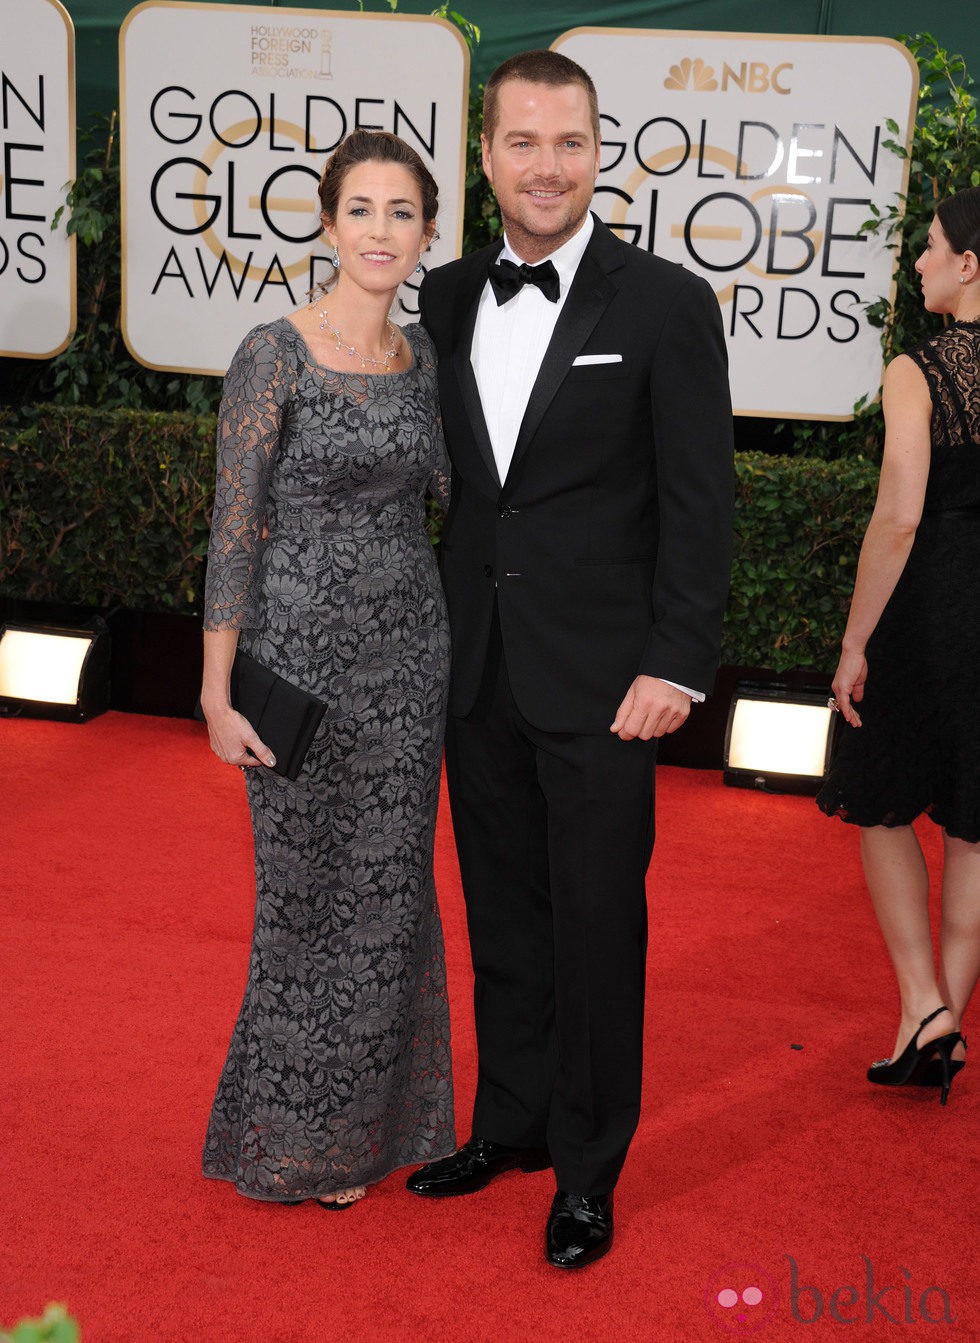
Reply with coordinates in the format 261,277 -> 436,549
201,318 -> 455,1200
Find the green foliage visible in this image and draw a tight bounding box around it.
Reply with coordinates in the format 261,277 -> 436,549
463,85 -> 503,252
355,0 -> 480,47
0,405 -> 216,612
0,1304 -> 79,1343
2,405 -> 875,671
863,33 -> 980,359
431,5 -> 480,48
786,33 -> 979,461
722,452 -> 879,671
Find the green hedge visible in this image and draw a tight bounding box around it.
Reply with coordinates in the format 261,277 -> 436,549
0,411 -> 879,673
725,453 -> 877,671
0,405 -> 215,612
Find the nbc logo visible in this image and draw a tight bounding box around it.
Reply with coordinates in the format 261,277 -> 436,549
664,57 -> 717,91
664,57 -> 793,94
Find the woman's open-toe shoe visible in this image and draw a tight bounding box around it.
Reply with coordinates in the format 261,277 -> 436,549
316,1188 -> 366,1211
868,1005 -> 965,1106
282,1186 -> 367,1210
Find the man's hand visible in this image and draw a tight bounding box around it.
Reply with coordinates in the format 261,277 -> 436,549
610,676 -> 691,741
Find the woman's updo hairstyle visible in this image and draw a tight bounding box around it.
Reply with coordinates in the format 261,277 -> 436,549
936,184 -> 980,258
318,129 -> 439,228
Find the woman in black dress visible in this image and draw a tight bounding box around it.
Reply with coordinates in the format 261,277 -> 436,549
200,131 -> 455,1206
818,185 -> 980,1104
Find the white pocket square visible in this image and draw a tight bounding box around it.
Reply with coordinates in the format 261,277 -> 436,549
572,354 -> 623,365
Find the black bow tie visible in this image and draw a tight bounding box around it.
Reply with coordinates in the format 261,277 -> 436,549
488,257 -> 561,305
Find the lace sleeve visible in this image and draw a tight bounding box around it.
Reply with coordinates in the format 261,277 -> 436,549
908,324 -> 980,446
203,325 -> 290,631
407,321 -> 451,509
429,411 -> 452,509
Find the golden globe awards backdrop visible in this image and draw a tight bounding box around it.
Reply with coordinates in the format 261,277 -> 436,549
0,0 -> 75,359
120,2 -> 469,375
554,29 -> 918,419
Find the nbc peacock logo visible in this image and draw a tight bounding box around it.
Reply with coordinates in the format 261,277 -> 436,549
664,57 -> 718,91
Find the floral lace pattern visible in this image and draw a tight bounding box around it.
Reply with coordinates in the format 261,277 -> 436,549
202,320 -> 455,1199
817,323 -> 980,842
911,320 -> 980,514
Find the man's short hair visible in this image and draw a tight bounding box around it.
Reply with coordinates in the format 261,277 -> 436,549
482,49 -> 600,147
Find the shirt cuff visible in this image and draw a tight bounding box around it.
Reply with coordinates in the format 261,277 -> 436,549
659,678 -> 705,704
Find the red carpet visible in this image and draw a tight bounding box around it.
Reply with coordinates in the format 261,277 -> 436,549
1,712 -> 977,1342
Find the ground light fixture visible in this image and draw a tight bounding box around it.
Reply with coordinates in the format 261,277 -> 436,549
0,620 -> 110,722
723,682 -> 838,794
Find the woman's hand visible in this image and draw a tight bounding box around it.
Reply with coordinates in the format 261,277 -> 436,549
203,700 -> 276,769
201,628 -> 275,769
831,648 -> 868,728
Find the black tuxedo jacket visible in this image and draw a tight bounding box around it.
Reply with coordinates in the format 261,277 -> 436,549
420,215 -> 734,734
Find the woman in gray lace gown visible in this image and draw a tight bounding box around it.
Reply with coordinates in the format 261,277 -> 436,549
818,185 -> 980,1103
200,131 -> 455,1207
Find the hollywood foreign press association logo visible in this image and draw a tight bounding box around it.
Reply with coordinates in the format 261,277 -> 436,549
249,23 -> 334,80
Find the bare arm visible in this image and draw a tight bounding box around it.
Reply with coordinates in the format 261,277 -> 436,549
832,354 -> 932,727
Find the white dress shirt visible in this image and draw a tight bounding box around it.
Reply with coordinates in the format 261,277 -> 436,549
471,215 -> 594,485
470,214 -> 702,703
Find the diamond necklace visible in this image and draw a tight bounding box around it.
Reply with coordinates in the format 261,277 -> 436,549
317,301 -> 399,371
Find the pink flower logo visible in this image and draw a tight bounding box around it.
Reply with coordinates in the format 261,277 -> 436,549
704,1262 -> 780,1333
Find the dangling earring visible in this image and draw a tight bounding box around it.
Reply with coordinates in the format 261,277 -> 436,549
332,248 -> 340,269
415,259 -> 424,275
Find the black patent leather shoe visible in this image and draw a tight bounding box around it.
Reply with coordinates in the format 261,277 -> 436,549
406,1136 -> 550,1197
546,1190 -> 614,1269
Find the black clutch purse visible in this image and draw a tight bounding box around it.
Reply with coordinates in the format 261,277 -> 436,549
230,649 -> 326,781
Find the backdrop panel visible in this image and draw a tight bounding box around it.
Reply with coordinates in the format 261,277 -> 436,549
120,1 -> 468,375
555,29 -> 917,420
0,0 -> 76,359
60,0 -> 979,135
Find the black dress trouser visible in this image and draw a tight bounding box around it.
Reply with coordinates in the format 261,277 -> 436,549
444,612 -> 658,1196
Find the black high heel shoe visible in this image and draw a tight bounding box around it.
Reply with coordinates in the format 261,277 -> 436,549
920,1036 -> 967,1092
867,1005 -> 965,1106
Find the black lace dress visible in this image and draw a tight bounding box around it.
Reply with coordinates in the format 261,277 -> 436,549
818,320 -> 980,843
201,318 -> 455,1200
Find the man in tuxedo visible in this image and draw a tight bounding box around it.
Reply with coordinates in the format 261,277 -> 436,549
407,49 -> 734,1268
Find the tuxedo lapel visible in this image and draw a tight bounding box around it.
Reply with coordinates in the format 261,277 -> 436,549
451,246 -> 503,491
504,223 -> 620,489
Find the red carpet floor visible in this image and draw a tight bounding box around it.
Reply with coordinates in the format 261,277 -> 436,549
1,712 -> 977,1342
